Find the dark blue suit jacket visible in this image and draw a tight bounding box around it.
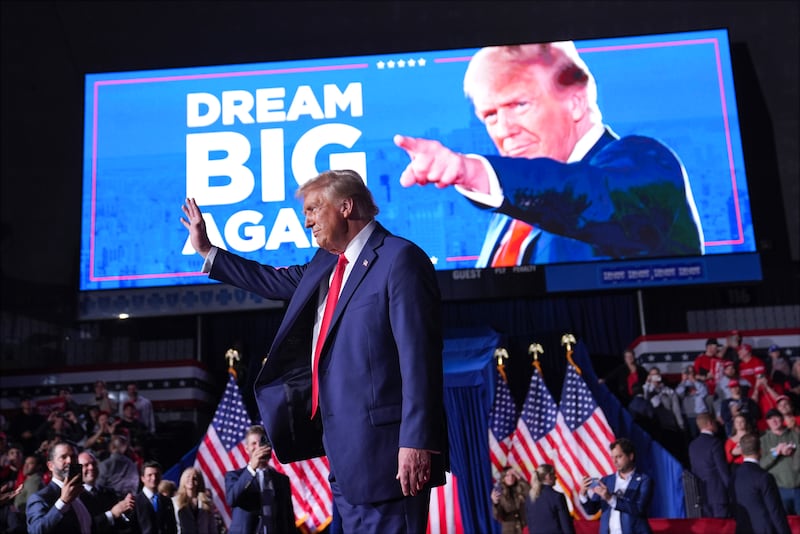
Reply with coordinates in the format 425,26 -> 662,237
475,129 -> 704,266
525,485 -> 574,534
27,482 -> 88,534
210,222 -> 447,505
132,491 -> 176,534
583,471 -> 653,534
225,466 -> 296,534
731,460 -> 790,534
688,431 -> 730,517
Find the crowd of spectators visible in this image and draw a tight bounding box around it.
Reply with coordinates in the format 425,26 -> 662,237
0,380 -> 158,530
604,331 -> 800,522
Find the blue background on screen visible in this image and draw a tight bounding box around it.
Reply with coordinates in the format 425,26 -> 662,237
81,29 -> 754,290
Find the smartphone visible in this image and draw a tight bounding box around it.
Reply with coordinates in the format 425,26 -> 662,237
260,434 -> 269,447
588,478 -> 601,489
68,462 -> 83,483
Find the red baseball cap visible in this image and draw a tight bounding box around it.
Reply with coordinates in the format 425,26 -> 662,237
728,380 -> 741,387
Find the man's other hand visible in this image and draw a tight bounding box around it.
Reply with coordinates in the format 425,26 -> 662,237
396,447 -> 431,497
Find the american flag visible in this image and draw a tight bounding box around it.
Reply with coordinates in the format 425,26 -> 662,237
508,363 -> 576,505
269,453 -> 332,531
556,361 -> 616,518
194,373 -> 252,527
426,472 -> 463,534
194,373 -> 333,532
488,367 -> 518,479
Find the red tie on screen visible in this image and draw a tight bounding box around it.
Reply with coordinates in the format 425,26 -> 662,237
311,254 -> 348,418
491,219 -> 533,267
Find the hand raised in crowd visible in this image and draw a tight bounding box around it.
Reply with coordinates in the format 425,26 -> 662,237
247,444 -> 272,470
60,471 -> 83,504
0,485 -> 23,504
110,493 -> 136,519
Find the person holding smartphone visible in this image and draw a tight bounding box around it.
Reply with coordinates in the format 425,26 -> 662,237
224,425 -> 297,534
25,440 -> 93,534
490,466 -> 530,534
579,438 -> 653,534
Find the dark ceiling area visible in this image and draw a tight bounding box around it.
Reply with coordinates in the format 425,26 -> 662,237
1,1 -> 798,323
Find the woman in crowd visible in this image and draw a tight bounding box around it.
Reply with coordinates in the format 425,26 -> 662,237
724,414 -> 753,466
599,349 -> 648,406
491,466 -> 530,534
173,467 -> 220,534
525,464 -> 574,534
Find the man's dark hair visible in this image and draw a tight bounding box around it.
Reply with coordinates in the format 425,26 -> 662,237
141,460 -> 162,476
48,440 -> 75,462
739,433 -> 760,456
610,437 -> 635,456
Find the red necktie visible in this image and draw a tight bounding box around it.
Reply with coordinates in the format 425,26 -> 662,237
491,219 -> 533,267
311,254 -> 348,418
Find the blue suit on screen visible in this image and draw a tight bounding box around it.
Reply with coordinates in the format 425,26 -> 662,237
475,129 -> 704,267
209,222 -> 448,507
583,471 -> 653,534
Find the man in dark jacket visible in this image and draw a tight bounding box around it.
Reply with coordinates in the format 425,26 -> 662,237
225,425 -> 296,534
732,433 -> 790,534
26,441 -> 108,534
688,413 -> 730,517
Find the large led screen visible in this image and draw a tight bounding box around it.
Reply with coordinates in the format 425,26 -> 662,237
81,28 -> 757,293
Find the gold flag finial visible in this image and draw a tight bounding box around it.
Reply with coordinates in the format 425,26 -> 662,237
528,343 -> 544,361
528,343 -> 544,374
225,348 -> 240,378
494,348 -> 510,382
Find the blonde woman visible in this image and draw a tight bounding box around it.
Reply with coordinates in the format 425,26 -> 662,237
525,464 -> 574,534
173,467 -> 220,534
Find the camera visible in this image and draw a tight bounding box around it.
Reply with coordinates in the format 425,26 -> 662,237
68,462 -> 83,483
259,434 -> 269,447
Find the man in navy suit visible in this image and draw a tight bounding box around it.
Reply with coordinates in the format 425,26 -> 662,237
579,437 -> 653,534
688,413 -> 730,517
394,41 -> 703,266
132,461 -> 176,534
78,450 -> 136,532
731,433 -> 790,534
27,441 -> 93,534
225,426 -> 296,534
181,169 -> 447,533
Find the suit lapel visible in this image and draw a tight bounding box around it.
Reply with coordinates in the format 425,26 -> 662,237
319,223 -> 386,340
335,224 -> 384,313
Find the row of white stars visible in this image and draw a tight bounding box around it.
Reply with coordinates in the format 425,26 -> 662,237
376,58 -> 428,69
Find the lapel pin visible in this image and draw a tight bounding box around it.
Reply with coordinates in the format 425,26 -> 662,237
362,259 -> 369,267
